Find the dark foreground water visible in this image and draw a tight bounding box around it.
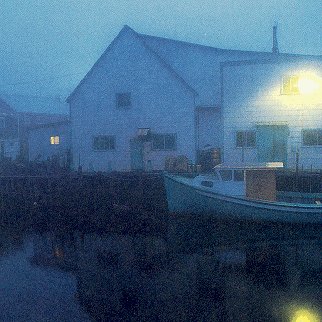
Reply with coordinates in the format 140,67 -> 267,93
0,216 -> 321,322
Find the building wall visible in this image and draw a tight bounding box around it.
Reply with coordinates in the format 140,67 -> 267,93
222,60 -> 322,170
2,139 -> 20,160
0,113 -> 20,160
197,107 -> 223,150
28,123 -> 71,164
70,28 -> 196,172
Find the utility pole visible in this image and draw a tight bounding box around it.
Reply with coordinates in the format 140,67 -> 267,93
272,24 -> 279,54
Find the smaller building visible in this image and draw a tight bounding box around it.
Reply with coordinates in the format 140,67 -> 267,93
28,121 -> 71,167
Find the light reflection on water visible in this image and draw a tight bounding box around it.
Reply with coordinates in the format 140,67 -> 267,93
0,219 -> 321,322
0,233 -> 90,322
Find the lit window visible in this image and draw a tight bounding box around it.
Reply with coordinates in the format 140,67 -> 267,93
93,135 -> 115,150
50,136 -> 60,145
152,133 -> 176,150
236,131 -> 256,148
302,129 -> 322,146
116,92 -> 131,109
281,75 -> 299,95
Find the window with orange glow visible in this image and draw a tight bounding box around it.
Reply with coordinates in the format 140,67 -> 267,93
50,136 -> 60,145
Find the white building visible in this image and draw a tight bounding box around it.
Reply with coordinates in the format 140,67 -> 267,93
221,57 -> 322,170
68,25 -> 322,172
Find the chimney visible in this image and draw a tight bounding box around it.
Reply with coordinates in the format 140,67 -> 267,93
272,24 -> 279,54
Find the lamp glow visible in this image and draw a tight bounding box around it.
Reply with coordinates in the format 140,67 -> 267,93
298,76 -> 320,94
291,308 -> 319,322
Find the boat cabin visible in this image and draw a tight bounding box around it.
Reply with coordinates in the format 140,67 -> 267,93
193,168 -> 246,197
194,163 -> 283,201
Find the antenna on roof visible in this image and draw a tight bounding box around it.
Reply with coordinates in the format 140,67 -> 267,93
272,23 -> 279,54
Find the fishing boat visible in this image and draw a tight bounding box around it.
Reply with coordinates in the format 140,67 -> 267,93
164,163 -> 322,224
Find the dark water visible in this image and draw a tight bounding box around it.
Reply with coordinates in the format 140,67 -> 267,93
0,216 -> 321,322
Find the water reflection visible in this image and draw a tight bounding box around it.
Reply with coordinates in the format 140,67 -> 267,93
72,232 -> 320,321
0,218 -> 320,321
0,227 -> 90,321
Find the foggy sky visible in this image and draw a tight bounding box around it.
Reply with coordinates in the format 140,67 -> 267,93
0,0 -> 321,100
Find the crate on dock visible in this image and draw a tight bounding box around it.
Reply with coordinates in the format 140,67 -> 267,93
165,155 -> 189,172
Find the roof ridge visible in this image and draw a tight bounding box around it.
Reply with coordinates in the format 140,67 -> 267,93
138,32 -> 271,54
139,32 -> 322,57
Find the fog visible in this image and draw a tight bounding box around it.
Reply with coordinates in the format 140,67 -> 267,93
0,0 -> 321,102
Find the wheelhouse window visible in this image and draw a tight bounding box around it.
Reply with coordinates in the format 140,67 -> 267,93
152,133 -> 176,150
116,92 -> 131,109
50,136 -> 60,145
234,170 -> 245,181
302,129 -> 322,146
93,135 -> 115,151
236,131 -> 256,148
281,75 -> 299,95
209,172 -> 219,180
219,170 -> 233,181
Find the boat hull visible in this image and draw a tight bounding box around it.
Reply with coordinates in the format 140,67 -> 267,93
164,174 -> 322,224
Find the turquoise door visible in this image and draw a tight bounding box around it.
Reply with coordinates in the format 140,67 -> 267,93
256,125 -> 289,165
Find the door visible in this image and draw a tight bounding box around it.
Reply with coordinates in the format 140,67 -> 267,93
130,138 -> 144,170
256,125 -> 289,165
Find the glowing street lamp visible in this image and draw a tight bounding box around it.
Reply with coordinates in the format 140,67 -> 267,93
297,73 -> 321,95
290,308 -> 320,322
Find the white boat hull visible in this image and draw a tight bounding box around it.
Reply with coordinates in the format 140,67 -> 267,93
164,174 -> 322,224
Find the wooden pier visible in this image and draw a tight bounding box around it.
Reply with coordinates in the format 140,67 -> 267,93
0,172 -> 168,235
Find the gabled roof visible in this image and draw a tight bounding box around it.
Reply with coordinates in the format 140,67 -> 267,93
68,25 -> 322,106
139,33 -> 321,106
67,25 -> 197,103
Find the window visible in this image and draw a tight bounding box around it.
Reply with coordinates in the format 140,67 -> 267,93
116,92 -> 131,109
302,129 -> 322,146
93,135 -> 115,150
236,131 -> 256,148
219,170 -> 232,181
281,75 -> 299,95
50,136 -> 60,145
152,133 -> 176,150
201,181 -> 213,188
209,173 -> 219,180
234,170 -> 245,181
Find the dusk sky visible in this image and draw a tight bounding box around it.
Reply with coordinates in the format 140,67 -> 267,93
0,0 -> 321,99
